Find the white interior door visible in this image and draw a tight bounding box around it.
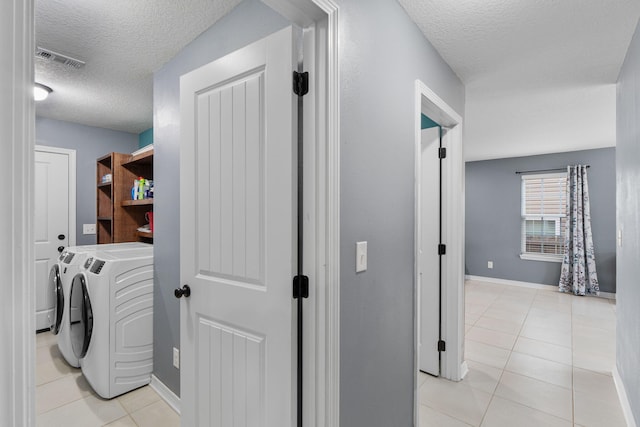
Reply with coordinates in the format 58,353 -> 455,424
419,127 -> 441,375
34,148 -> 71,331
180,26 -> 297,427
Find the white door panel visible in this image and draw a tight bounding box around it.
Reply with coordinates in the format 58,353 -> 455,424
34,149 -> 70,331
419,127 -> 441,376
181,26 -> 297,427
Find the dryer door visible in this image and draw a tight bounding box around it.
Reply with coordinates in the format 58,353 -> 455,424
69,274 -> 93,359
49,264 -> 63,334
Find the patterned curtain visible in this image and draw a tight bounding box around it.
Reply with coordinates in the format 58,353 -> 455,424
559,165 -> 599,295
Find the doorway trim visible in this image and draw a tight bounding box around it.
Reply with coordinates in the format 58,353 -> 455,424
2,0 -> 35,425
262,1 -> 340,425
5,0 -> 339,426
34,145 -> 77,248
413,80 -> 466,425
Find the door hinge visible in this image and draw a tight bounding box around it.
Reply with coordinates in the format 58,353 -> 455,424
293,71 -> 309,96
438,340 -> 446,352
293,275 -> 309,299
438,244 -> 446,255
438,147 -> 446,159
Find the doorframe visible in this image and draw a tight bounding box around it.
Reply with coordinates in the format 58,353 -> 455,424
2,0 -> 35,425
4,0 -> 339,426
34,145 -> 77,248
262,1 -> 340,425
413,80 -> 466,425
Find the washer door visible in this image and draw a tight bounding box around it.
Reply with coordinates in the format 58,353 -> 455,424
69,274 -> 93,359
49,264 -> 63,335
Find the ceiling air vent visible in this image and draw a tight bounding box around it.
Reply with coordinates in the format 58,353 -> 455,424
35,46 -> 85,69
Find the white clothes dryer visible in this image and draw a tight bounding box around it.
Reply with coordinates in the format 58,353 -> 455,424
54,243 -> 152,368
69,246 -> 154,399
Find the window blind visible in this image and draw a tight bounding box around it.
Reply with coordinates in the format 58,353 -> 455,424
521,173 -> 567,257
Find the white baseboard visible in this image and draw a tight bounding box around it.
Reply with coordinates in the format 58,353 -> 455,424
465,275 -> 616,300
150,374 -> 180,415
613,366 -> 638,427
460,361 -> 469,381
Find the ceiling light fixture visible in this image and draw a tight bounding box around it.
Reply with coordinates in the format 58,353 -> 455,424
34,83 -> 52,101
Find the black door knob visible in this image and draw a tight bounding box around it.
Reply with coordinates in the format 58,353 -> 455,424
57,246 -> 65,253
175,285 -> 191,298
58,234 -> 65,240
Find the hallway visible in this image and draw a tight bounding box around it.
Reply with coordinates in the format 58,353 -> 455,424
419,279 -> 624,426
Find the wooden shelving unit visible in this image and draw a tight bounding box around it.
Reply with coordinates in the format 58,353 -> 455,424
96,149 -> 153,244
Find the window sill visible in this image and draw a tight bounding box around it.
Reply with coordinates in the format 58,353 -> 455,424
520,253 -> 563,263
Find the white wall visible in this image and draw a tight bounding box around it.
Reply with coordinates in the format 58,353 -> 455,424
464,83 -> 616,161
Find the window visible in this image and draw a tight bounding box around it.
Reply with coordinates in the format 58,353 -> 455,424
520,173 -> 567,261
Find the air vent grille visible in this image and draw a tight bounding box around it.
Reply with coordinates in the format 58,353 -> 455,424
35,46 -> 85,69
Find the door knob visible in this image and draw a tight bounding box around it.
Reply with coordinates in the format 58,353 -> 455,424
174,285 -> 191,298
57,246 -> 65,253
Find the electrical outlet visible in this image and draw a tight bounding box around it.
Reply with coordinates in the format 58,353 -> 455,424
83,223 -> 96,235
173,347 -> 180,369
487,261 -> 493,269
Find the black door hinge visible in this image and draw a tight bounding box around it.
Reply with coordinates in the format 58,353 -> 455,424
438,147 -> 446,159
293,275 -> 309,299
293,71 -> 309,96
438,340 -> 446,352
438,244 -> 446,255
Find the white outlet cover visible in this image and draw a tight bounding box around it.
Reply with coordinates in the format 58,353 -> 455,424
173,347 -> 180,369
487,261 -> 493,269
83,223 -> 96,235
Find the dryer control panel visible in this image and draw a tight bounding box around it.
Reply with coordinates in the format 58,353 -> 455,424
84,257 -> 94,269
90,259 -> 106,275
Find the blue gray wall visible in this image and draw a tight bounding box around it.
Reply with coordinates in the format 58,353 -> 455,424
339,0 -> 464,425
465,148 -> 616,293
152,0 -> 289,396
616,19 -> 640,426
35,117 -> 139,245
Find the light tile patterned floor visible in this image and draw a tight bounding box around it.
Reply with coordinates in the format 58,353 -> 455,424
420,279 -> 626,427
36,332 -> 179,427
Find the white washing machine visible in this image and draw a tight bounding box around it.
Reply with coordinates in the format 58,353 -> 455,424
53,243 -> 152,368
69,245 -> 154,399
47,252 -> 65,335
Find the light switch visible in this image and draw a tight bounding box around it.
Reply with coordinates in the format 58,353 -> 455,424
487,261 -> 493,269
356,241 -> 367,273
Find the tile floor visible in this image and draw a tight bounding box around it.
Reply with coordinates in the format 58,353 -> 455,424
419,279 -> 626,427
36,279 -> 626,426
35,331 -> 179,427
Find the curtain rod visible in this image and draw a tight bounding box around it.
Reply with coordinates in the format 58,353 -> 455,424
515,165 -> 590,175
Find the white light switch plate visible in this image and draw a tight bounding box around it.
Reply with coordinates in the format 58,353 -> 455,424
83,223 -> 96,235
487,261 -> 493,269
356,241 -> 367,273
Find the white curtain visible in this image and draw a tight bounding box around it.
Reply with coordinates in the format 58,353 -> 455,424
559,165 -> 599,296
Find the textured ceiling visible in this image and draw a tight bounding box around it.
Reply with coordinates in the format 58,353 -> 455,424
36,0 -> 640,139
397,0 -> 640,89
398,0 -> 640,160
35,0 -> 243,134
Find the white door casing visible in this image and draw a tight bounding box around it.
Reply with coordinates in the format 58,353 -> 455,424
414,80 -> 466,426
418,127 -> 441,376
6,1 -> 340,426
180,26 -> 298,426
34,146 -> 76,331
